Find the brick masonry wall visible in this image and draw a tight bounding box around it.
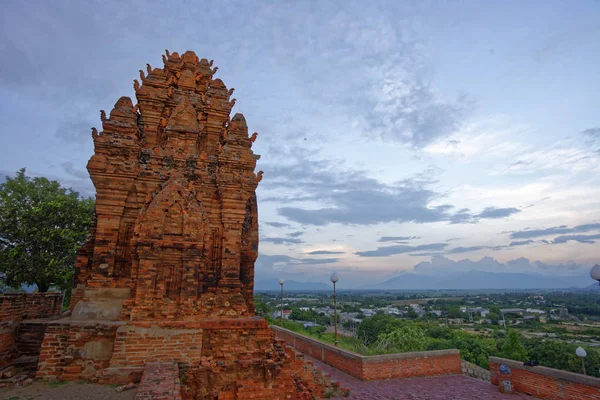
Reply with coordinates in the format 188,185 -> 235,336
136,362 -> 182,400
461,359 -> 491,382
15,322 -> 48,356
23,293 -> 64,319
0,292 -> 64,366
109,324 -> 203,368
271,326 -> 461,381
36,322 -> 119,382
490,357 -> 600,400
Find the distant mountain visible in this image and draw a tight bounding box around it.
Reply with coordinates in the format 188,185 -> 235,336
380,270 -> 591,290
254,279 -> 331,291
583,283 -> 600,292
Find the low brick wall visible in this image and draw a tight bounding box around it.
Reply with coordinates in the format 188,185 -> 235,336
135,362 -> 182,400
461,359 -> 490,382
271,326 -> 461,381
0,292 -> 64,365
490,357 -> 600,400
23,293 -> 64,319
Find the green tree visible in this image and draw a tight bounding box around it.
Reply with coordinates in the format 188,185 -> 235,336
0,169 -> 94,292
500,330 -> 528,361
376,325 -> 428,352
253,294 -> 273,319
357,314 -> 403,345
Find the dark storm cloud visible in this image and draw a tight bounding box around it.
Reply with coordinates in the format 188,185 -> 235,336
355,242 -> 447,257
306,250 -> 345,255
378,236 -> 421,242
510,223 -> 600,239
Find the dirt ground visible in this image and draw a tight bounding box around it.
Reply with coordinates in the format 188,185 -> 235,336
0,381 -> 137,400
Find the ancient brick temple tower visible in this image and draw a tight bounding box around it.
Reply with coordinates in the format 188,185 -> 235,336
36,50 -> 331,399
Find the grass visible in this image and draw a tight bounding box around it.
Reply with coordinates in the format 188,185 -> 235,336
49,379 -> 69,388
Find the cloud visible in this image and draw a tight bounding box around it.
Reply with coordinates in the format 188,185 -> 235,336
267,149 -> 519,227
262,237 -> 304,245
60,162 -> 88,180
306,250 -> 345,255
477,207 -> 520,219
288,231 -> 303,238
552,234 -> 600,244
510,223 -> 600,239
581,128 -> 600,138
256,253 -> 340,273
356,242 -> 447,257
378,236 -> 421,242
509,240 -> 535,246
265,222 -> 291,228
447,246 -> 493,254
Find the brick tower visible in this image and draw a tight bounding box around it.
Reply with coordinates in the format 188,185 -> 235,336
36,50 -> 331,399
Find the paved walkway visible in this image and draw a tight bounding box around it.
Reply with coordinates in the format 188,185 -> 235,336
303,355 -> 531,400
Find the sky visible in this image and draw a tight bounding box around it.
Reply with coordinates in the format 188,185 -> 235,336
1,0 -> 599,288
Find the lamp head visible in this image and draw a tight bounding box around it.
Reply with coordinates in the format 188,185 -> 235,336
330,272 -> 339,283
278,278 -> 285,286
576,346 -> 587,358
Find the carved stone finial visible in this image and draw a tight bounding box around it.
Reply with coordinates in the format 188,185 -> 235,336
221,128 -> 228,139
168,86 -> 174,97
139,70 -> 145,81
146,64 -> 152,74
256,171 -> 264,183
162,54 -> 167,65
100,110 -> 106,122
133,104 -> 140,114
229,99 -> 236,108
208,60 -> 214,67
200,93 -> 206,103
165,49 -> 170,57
91,127 -> 98,138
160,117 -> 167,128
211,66 -> 218,75
250,132 -> 258,143
228,88 -> 235,97
133,79 -> 140,91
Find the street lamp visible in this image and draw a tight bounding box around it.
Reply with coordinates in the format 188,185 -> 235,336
330,272 -> 339,347
278,279 -> 285,327
576,346 -> 587,375
591,264 -> 600,286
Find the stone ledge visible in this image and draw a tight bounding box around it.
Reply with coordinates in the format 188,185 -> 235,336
490,356 -> 600,387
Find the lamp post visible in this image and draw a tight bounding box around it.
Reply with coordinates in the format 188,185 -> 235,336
330,272 -> 339,347
591,264 -> 600,286
278,279 -> 285,327
576,346 -> 587,375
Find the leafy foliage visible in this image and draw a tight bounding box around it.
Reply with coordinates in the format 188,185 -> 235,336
500,330 -> 528,361
0,169 -> 94,292
376,325 -> 428,352
357,314 -> 403,345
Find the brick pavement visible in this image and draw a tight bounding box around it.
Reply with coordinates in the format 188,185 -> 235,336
303,355 -> 533,400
